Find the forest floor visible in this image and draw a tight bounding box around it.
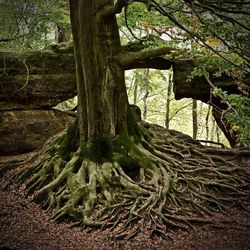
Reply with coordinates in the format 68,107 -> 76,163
0,152 -> 250,250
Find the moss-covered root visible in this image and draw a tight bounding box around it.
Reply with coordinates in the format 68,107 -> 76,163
17,123 -> 250,239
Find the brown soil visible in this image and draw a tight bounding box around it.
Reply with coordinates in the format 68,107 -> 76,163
0,153 -> 250,250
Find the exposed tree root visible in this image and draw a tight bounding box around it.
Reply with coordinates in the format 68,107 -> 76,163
16,122 -> 250,239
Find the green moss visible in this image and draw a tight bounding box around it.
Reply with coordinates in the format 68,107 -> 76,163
127,108 -> 141,140
112,136 -> 134,156
57,121 -> 78,160
84,136 -> 112,164
140,139 -> 151,151
140,126 -> 151,142
118,155 -> 140,171
72,155 -> 84,173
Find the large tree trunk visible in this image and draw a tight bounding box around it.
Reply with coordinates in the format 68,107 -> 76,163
70,1 -> 129,141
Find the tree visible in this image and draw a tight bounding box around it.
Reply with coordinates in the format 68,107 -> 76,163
17,0 -> 250,239
192,99 -> 198,139
165,71 -> 172,129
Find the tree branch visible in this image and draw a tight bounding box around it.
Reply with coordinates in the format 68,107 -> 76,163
118,46 -> 177,69
123,57 -> 173,70
101,0 -> 128,17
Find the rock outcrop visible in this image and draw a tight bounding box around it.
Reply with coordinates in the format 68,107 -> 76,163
1,45 -> 249,111
173,61 -> 250,103
0,110 -> 74,155
1,45 -> 249,152
0,45 -> 76,110
0,45 -> 76,155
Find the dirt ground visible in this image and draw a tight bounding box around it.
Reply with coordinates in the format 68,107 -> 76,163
0,153 -> 250,250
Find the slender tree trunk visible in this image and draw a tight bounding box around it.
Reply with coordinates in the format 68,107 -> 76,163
206,105 -> 211,143
210,118 -> 216,142
133,72 -> 138,105
56,24 -> 66,43
143,90 -> 149,120
216,125 -> 220,143
142,69 -> 150,120
165,72 -> 172,129
192,99 -> 198,139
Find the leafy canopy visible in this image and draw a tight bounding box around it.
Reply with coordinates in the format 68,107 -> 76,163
0,0 -> 70,51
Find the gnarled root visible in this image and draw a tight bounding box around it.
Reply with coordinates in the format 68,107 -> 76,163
17,122 -> 250,239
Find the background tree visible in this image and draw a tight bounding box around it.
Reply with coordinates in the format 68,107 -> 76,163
164,70 -> 173,129
16,0 -> 250,239
192,99 -> 198,139
0,0 -> 71,51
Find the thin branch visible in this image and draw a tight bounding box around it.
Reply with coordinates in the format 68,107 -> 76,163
126,0 -> 248,70
169,102 -> 193,121
192,7 -> 250,63
124,4 -> 149,41
194,2 -> 250,31
197,0 -> 250,15
149,0 -> 248,71
10,59 -> 30,97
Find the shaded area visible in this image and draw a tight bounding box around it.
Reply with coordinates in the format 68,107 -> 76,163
1,44 -> 249,148
0,45 -> 76,110
0,110 -> 74,155
0,154 -> 250,250
173,61 -> 250,103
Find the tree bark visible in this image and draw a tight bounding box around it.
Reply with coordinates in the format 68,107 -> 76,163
69,0 -> 130,142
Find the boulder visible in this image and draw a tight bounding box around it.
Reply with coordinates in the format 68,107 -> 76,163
0,45 -> 77,110
0,110 -> 74,155
173,60 -> 250,103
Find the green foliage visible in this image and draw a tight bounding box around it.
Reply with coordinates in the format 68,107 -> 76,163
57,120 -> 78,160
117,2 -> 182,50
187,53 -> 246,83
213,88 -> 250,148
126,68 -> 228,146
55,97 -> 77,111
0,0 -> 70,52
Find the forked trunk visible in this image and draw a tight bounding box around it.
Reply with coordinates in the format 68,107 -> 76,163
69,0 -> 129,142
